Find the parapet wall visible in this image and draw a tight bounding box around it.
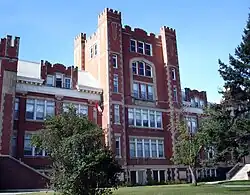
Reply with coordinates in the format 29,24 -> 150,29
0,35 -> 20,58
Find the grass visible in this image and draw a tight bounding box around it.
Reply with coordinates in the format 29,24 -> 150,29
222,180 -> 250,185
21,184 -> 250,195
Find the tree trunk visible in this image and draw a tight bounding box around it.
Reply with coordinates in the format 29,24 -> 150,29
188,165 -> 197,186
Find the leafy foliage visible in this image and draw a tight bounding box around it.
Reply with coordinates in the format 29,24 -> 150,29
200,12 -> 250,163
32,106 -> 122,195
172,120 -> 207,185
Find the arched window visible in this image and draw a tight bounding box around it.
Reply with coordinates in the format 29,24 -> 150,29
132,61 -> 152,77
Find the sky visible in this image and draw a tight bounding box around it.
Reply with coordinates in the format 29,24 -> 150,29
0,0 -> 249,103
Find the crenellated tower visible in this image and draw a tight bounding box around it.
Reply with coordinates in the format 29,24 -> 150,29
0,35 -> 20,155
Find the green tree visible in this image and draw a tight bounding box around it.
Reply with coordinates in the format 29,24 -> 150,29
172,121 -> 207,186
32,106 -> 122,195
201,12 -> 250,163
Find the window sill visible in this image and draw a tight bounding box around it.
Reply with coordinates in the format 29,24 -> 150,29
133,97 -> 155,102
128,125 -> 163,130
26,119 -> 44,123
130,157 -> 166,160
24,155 -> 48,158
133,74 -> 153,79
114,122 -> 121,125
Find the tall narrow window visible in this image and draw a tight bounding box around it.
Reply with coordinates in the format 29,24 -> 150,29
137,139 -> 143,157
24,134 -> 32,156
14,98 -> 19,120
90,47 -> 93,58
55,74 -> 62,88
36,100 -> 45,120
46,101 -> 55,117
145,65 -> 152,77
137,41 -> 144,54
135,109 -> 142,126
173,87 -> 178,102
114,105 -> 120,124
147,85 -> 154,100
132,62 -> 137,74
145,43 -> 152,56
149,111 -> 155,127
140,84 -> 147,99
133,83 -> 139,98
138,62 -> 144,75
158,140 -> 164,158
64,78 -> 71,89
46,75 -> 54,86
129,138 -> 136,158
151,140 -> 157,158
144,139 -> 150,157
94,44 -> 98,55
156,112 -> 162,128
115,137 -> 121,157
142,109 -> 148,127
113,74 -> 118,93
112,54 -> 118,68
130,40 -> 136,52
128,108 -> 134,126
26,99 -> 35,120
171,69 -> 176,80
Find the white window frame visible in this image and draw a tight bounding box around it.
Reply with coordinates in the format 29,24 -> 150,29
114,104 -> 120,124
173,87 -> 178,102
145,64 -> 152,77
133,83 -> 139,98
24,133 -> 47,157
128,108 -> 162,129
26,99 -> 55,121
113,74 -> 119,93
14,98 -> 19,120
171,69 -> 176,80
132,62 -> 138,75
138,61 -> 145,76
115,136 -> 121,158
130,39 -> 137,52
137,41 -> 144,54
145,43 -> 152,56
129,137 -> 165,159
63,102 -> 88,116
112,54 -> 118,68
55,73 -> 63,88
46,75 -> 54,86
64,77 -> 71,89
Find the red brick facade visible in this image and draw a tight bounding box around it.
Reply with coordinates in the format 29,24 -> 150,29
0,8 -> 220,189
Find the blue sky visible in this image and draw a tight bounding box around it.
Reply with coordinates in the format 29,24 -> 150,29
1,0 -> 249,103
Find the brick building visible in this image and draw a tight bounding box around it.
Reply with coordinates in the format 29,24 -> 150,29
0,8 -> 221,189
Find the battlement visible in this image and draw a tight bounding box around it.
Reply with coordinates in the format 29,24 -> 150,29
160,26 -> 176,35
122,25 -> 161,41
0,35 -> 20,58
41,60 -> 78,75
74,33 -> 86,42
86,32 -> 97,43
98,8 -> 121,18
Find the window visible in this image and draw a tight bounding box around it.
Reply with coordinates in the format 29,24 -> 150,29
46,75 -> 54,86
55,74 -> 62,88
129,138 -> 164,158
207,146 -> 215,159
128,108 -> 162,128
90,47 -> 93,58
64,77 -> 71,89
135,109 -> 142,126
142,109 -> 148,127
145,65 -> 152,77
137,41 -> 144,54
115,137 -> 121,157
128,108 -> 134,126
24,133 -> 47,157
26,99 -> 55,120
132,61 -> 153,77
130,138 -> 136,158
153,170 -> 158,181
113,74 -> 118,93
132,62 -> 137,74
145,43 -> 152,56
112,54 -> 118,68
173,87 -> 178,102
186,117 -> 198,134
156,112 -> 162,128
94,44 -> 98,55
171,69 -> 176,80
138,62 -> 144,75
140,84 -> 146,99
133,83 -> 139,98
130,40 -> 136,52
14,98 -> 19,120
114,105 -> 120,124
93,108 -> 97,123
137,139 -> 143,157
63,103 -> 88,116
147,85 -> 154,100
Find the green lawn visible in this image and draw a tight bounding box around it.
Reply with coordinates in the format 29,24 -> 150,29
23,184 -> 250,195
222,180 -> 250,185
